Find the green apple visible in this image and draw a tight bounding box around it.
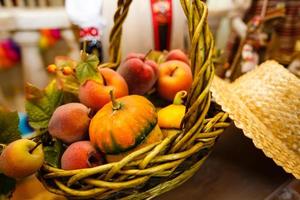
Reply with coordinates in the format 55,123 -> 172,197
0,139 -> 44,179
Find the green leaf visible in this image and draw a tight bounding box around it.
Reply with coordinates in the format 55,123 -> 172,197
76,54 -> 103,85
25,80 -> 64,131
24,83 -> 44,100
56,74 -> 80,95
0,173 -> 16,197
146,50 -> 167,64
43,140 -> 63,168
86,54 -> 99,67
45,80 -> 64,112
0,110 -> 21,144
76,62 -> 99,84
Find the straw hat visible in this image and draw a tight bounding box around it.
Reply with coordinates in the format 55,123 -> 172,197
210,60 -> 300,178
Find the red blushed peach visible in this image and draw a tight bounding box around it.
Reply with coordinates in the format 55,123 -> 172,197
117,53 -> 159,95
79,68 -> 128,110
157,60 -> 193,101
61,141 -> 103,170
48,103 -> 90,144
165,49 -> 190,65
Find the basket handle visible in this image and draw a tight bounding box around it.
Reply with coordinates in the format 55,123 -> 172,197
179,0 -> 215,133
99,0 -> 132,69
103,0 -> 215,135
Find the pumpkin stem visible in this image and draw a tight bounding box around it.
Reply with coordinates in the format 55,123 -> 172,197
109,90 -> 121,110
173,91 -> 187,105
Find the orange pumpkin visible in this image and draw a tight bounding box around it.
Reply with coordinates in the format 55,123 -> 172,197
106,124 -> 163,163
89,92 -> 157,154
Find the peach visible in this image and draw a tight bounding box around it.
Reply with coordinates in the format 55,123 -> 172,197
61,141 -> 103,170
79,68 -> 128,110
48,103 -> 90,144
0,139 -> 44,179
166,49 -> 190,65
157,60 -> 193,101
117,53 -> 159,95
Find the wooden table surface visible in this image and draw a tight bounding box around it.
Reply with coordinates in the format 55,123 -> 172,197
159,123 -> 293,200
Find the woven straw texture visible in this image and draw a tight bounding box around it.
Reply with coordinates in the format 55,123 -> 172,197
37,0 -> 230,199
211,60 -> 300,178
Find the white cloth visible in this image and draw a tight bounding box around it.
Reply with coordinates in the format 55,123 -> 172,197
65,0 -> 106,30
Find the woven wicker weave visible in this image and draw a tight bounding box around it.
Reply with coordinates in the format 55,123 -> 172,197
211,60 -> 300,178
38,0 -> 230,199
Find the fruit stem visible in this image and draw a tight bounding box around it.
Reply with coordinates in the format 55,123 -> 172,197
101,71 -> 107,86
170,66 -> 179,77
81,41 -> 88,61
0,144 -> 7,154
29,141 -> 42,154
173,91 -> 187,105
143,49 -> 153,61
109,90 -> 121,111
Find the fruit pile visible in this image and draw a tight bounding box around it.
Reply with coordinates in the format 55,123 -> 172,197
0,49 -> 193,180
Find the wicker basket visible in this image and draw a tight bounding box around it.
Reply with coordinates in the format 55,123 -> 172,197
38,0 -> 230,199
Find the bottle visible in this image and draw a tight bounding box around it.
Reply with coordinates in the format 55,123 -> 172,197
150,0 -> 173,51
65,0 -> 105,62
79,27 -> 104,62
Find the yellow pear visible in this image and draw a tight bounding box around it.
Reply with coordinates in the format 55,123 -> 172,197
0,139 -> 44,179
158,91 -> 187,129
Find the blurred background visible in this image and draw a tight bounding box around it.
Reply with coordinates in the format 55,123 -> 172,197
1,0 -> 299,111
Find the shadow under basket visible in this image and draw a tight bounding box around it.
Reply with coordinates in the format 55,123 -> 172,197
37,0 -> 230,199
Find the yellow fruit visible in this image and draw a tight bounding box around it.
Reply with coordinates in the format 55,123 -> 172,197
157,91 -> 187,129
12,175 -> 66,200
0,139 -> 44,179
47,64 -> 57,73
62,66 -> 74,75
158,104 -> 185,129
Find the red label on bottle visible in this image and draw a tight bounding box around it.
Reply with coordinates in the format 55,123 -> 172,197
79,27 -> 101,41
150,0 -> 173,51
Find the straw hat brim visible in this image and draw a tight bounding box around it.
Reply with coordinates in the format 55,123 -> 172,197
210,61 -> 300,178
